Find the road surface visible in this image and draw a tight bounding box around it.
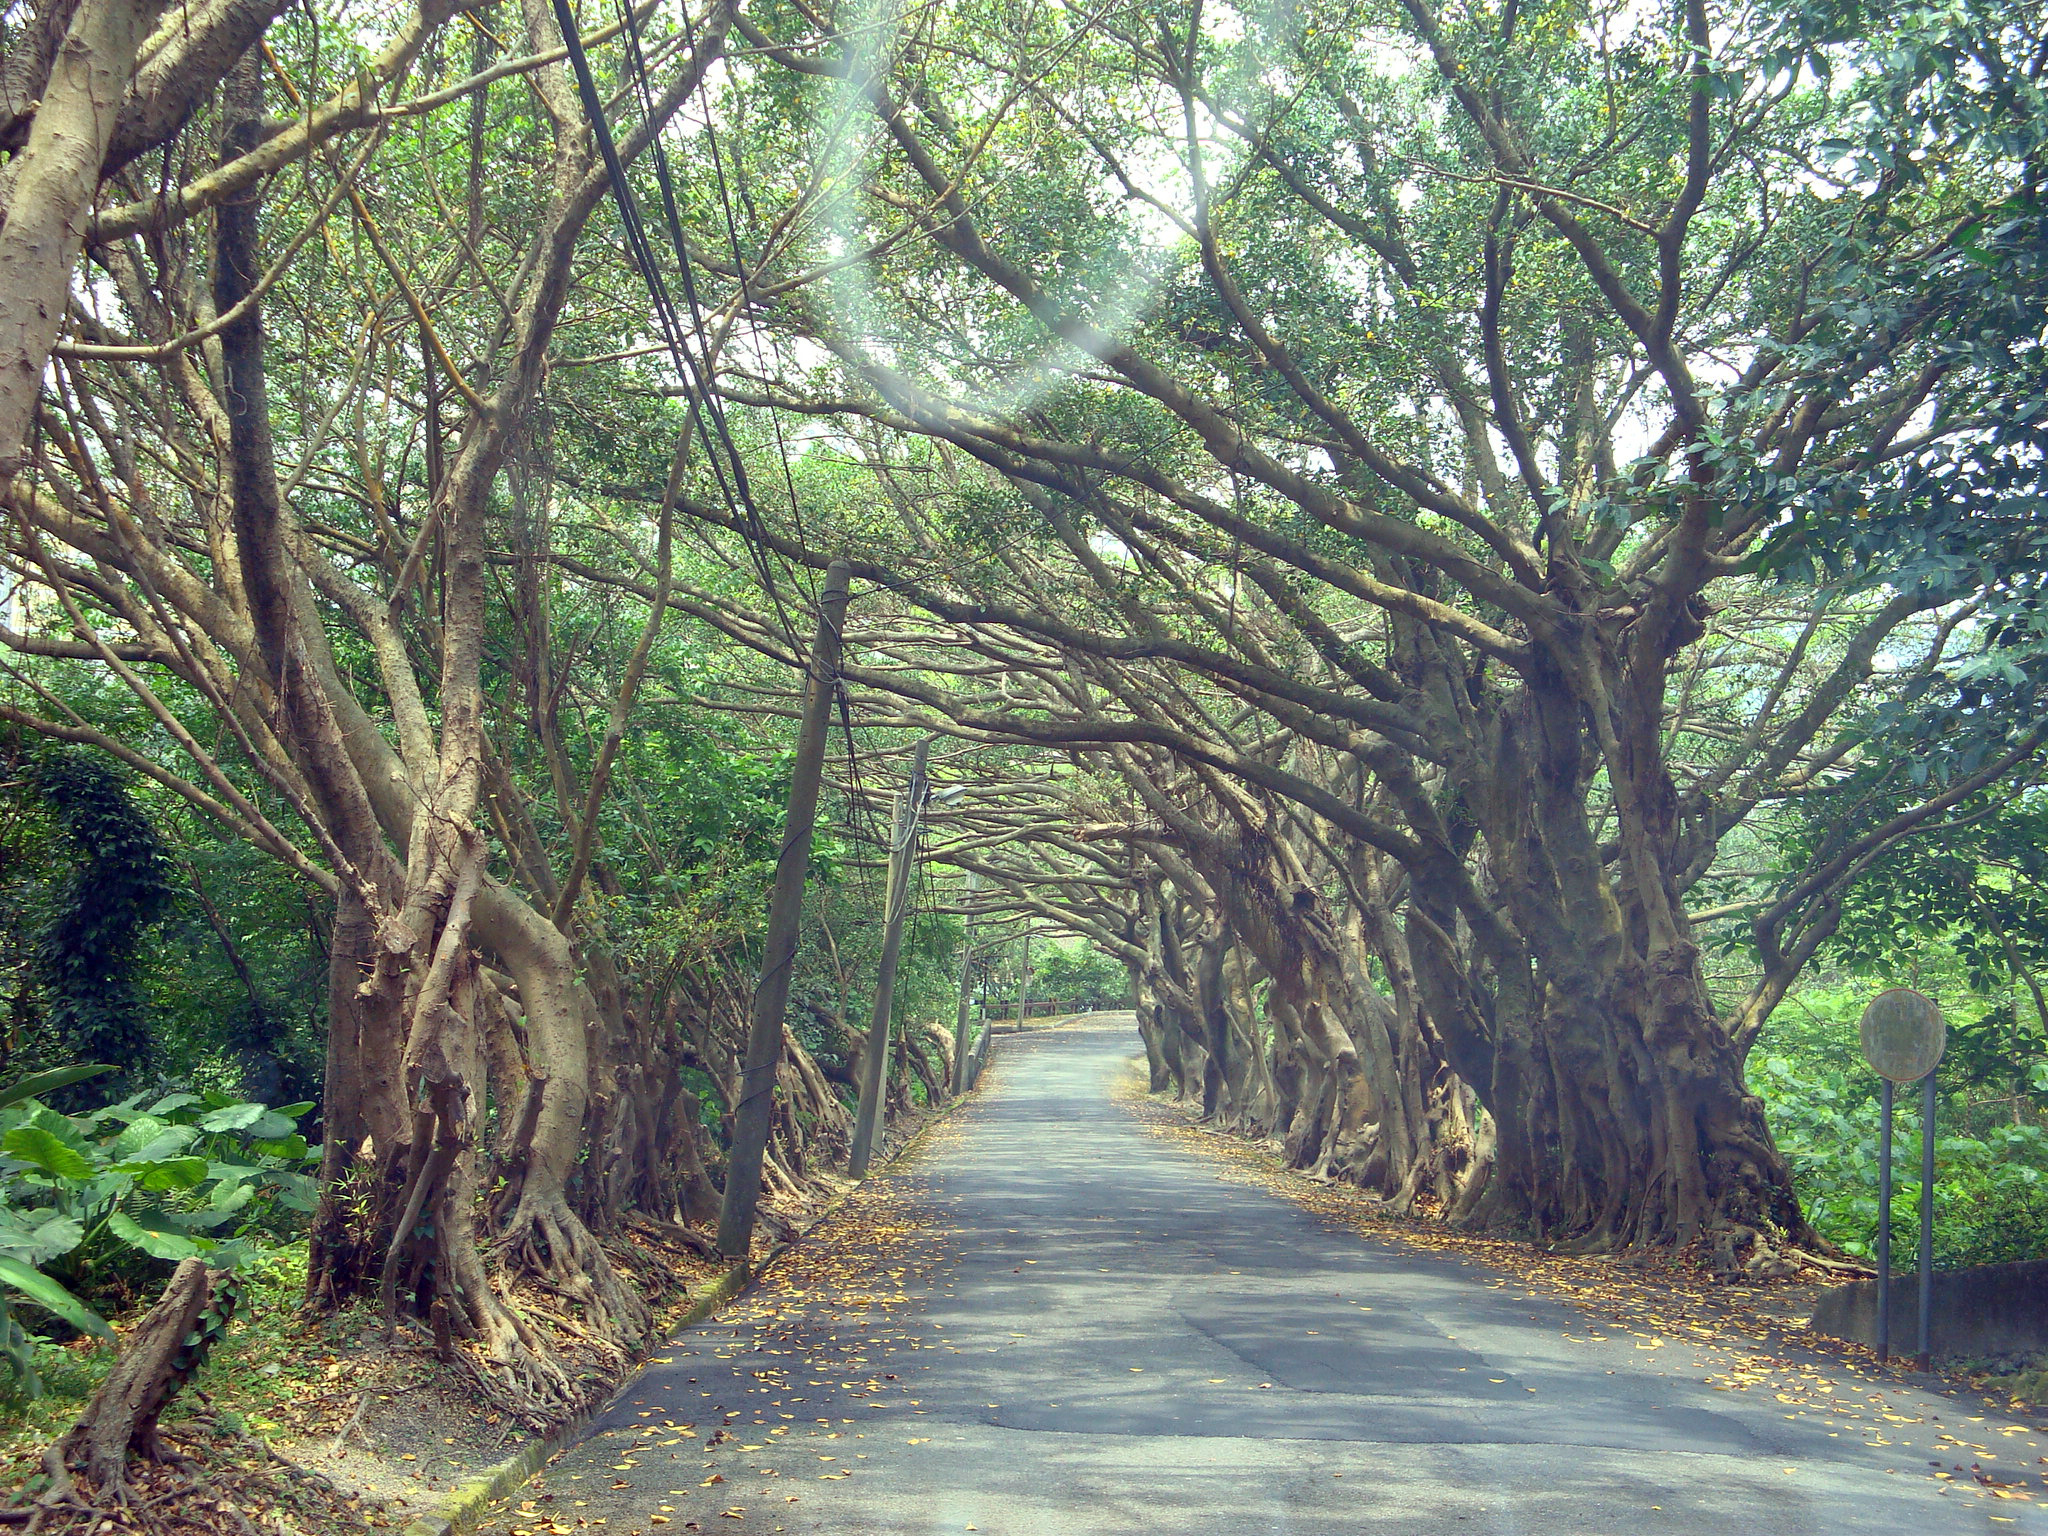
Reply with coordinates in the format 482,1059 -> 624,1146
524,1017 -> 2046,1534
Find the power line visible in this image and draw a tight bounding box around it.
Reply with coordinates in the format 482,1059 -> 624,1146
546,0 -> 801,652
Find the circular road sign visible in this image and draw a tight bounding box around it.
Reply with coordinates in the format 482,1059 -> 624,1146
1858,988 -> 1947,1083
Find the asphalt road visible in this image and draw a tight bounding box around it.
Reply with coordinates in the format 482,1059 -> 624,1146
525,1017 -> 2048,1535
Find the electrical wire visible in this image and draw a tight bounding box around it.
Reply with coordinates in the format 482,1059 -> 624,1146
546,0 -> 801,653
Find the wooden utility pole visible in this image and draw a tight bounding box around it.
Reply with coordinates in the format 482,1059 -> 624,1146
849,738 -> 930,1177
950,873 -> 980,1094
716,563 -> 852,1257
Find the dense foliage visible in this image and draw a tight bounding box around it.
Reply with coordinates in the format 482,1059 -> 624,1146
1034,945 -> 1133,1012
1756,990 -> 2048,1270
0,1062 -> 314,1396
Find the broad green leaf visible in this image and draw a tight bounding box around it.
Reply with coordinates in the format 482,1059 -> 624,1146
0,1213 -> 84,1266
209,1179 -> 255,1214
197,1103 -> 266,1133
16,1106 -> 91,1153
115,1155 -> 210,1192
2,1126 -> 97,1181
204,1239 -> 260,1273
0,1258 -> 110,1339
243,1112 -> 296,1142
0,1065 -> 115,1113
107,1212 -> 203,1262
113,1117 -> 198,1163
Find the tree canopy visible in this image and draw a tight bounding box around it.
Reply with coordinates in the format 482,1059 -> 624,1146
0,0 -> 2042,1433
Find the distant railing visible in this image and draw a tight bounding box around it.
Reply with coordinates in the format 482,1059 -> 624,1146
973,999 -> 1069,1023
976,999 -> 1127,1025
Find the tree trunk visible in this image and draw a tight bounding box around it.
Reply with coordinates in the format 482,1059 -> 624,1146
52,1260 -> 234,1502
1132,981 -> 1171,1092
1426,646 -> 1812,1269
0,0 -> 164,481
1193,928 -> 1231,1121
307,885 -> 410,1306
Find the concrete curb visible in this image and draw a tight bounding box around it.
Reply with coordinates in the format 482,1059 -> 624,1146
398,1261 -> 753,1536
399,1082 -> 985,1536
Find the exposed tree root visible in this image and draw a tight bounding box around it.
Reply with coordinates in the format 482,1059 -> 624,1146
13,1412 -> 379,1536
9,1263 -> 375,1536
498,1195 -> 653,1345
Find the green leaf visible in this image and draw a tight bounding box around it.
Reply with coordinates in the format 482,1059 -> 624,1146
242,1112 -> 296,1143
0,1213 -> 84,1267
196,1103 -> 266,1133
16,1105 -> 90,1150
0,1258 -> 110,1339
112,1117 -> 198,1163
114,1155 -> 210,1192
2,1125 -> 98,1181
106,1211 -> 203,1262
0,1065 -> 116,1114
205,1240 -> 260,1272
0,1310 -> 45,1397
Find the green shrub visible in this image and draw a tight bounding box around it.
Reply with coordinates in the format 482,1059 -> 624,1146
0,1064 -> 317,1396
1033,945 -> 1131,1010
1755,1052 -> 2048,1269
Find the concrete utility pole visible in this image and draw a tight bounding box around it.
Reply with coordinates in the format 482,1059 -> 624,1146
848,738 -> 931,1177
716,563 -> 852,1257
950,874 -> 980,1095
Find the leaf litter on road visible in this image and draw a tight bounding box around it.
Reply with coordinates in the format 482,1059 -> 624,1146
1114,1064 -> 2048,1507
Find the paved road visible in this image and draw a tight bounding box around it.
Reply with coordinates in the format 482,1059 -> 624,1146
528,1018 -> 2047,1534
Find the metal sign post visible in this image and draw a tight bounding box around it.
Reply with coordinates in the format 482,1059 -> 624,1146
1857,989 -> 1946,1370
1876,1077 -> 1893,1362
1919,1068 -> 1937,1371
